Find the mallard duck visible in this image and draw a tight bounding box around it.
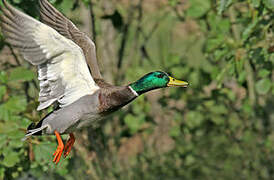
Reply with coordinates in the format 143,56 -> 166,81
0,0 -> 188,164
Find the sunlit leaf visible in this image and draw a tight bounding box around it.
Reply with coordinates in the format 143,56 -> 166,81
9,67 -> 35,82
0,168 -> 4,179
242,19 -> 259,41
185,155 -> 195,166
205,37 -> 224,52
0,71 -> 8,83
258,69 -> 270,78
252,0 -> 261,7
124,114 -> 145,134
169,126 -> 181,137
2,151 -> 20,167
218,0 -> 233,14
9,139 -> 24,148
57,0 -> 74,13
0,134 -> 7,148
3,96 -> 27,114
185,111 -> 203,129
263,0 -> 274,10
0,85 -> 6,100
186,0 -> 210,18
255,78 -> 272,95
34,142 -> 56,163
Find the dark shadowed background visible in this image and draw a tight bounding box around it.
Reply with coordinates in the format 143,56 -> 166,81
0,0 -> 273,179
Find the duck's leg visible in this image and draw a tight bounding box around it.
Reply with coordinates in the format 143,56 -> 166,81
63,133 -> 75,158
53,131 -> 64,164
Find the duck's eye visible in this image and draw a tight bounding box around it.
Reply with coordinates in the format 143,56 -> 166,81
157,74 -> 164,78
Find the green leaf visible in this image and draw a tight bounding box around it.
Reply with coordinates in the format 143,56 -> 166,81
0,107 -> 10,121
0,168 -> 4,179
0,71 -> 8,83
263,0 -> 274,10
242,19 -> 259,41
185,155 -> 195,166
0,85 -> 6,100
3,96 -> 27,114
7,130 -> 25,140
13,0 -> 22,3
185,111 -> 203,129
0,134 -> 7,148
186,0 -> 211,18
211,105 -> 228,115
34,142 -> 56,163
124,114 -> 145,134
211,115 -> 225,125
214,48 -> 230,61
9,139 -> 24,148
258,69 -> 270,78
238,71 -> 246,83
255,78 -> 272,95
235,58 -> 244,74
252,0 -> 261,8
168,0 -> 180,7
57,0 -> 74,13
207,11 -> 231,34
229,114 -> 242,129
9,67 -> 35,82
218,0 -> 233,14
216,60 -> 234,88
169,126 -> 181,137
206,37 -> 224,52
2,151 -> 20,167
0,96 -> 27,121
81,0 -> 90,6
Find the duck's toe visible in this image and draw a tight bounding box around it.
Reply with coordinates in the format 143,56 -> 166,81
63,133 -> 75,158
52,131 -> 64,165
53,145 -> 64,164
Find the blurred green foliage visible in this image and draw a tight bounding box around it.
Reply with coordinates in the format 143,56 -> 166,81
0,0 -> 273,179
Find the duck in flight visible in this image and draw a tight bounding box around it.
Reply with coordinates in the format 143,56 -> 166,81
0,0 -> 188,164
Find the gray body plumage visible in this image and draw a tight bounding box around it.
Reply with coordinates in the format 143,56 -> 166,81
25,86 -> 137,138
41,93 -> 102,135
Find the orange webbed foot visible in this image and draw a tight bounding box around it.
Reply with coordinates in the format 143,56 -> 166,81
52,131 -> 64,165
63,133 -> 75,158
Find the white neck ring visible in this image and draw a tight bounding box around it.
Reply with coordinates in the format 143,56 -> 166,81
128,86 -> 139,97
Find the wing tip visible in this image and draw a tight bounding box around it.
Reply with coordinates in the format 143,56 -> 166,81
37,98 -> 57,111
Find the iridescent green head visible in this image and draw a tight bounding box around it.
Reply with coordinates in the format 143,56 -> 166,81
129,71 -> 188,95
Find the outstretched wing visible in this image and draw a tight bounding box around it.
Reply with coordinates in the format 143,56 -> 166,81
39,0 -> 102,79
0,0 -> 99,111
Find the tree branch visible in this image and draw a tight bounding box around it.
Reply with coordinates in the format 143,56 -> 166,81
89,0 -> 97,44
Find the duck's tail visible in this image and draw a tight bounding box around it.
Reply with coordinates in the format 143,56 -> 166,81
21,118 -> 48,141
22,125 -> 48,141
22,110 -> 56,141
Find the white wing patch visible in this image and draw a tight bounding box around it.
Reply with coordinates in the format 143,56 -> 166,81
33,24 -> 99,110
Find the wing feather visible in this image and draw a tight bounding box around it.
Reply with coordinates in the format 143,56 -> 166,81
39,0 -> 102,79
0,0 -> 99,110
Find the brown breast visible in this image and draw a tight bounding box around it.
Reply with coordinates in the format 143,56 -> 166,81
95,79 -> 137,114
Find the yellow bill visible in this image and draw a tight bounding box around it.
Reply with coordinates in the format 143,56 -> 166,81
167,76 -> 188,87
